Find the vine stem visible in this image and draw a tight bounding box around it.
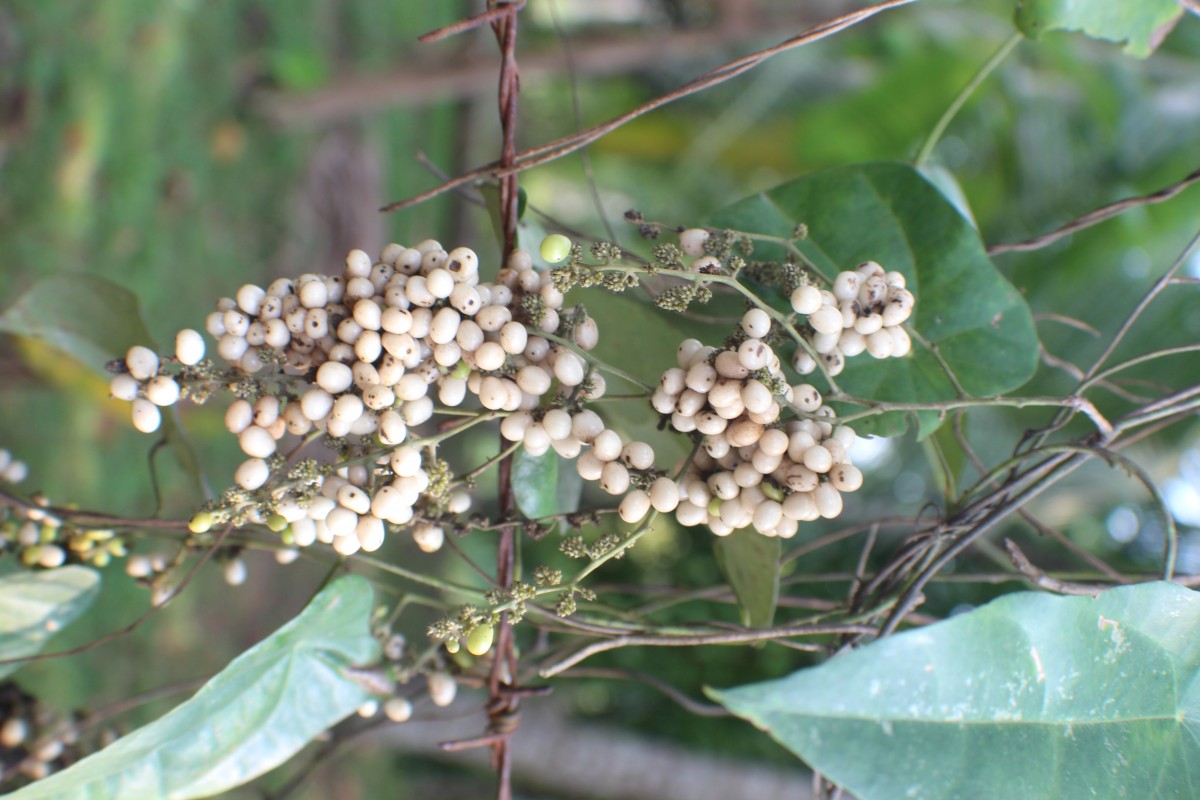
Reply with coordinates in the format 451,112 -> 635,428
490,6 -> 521,798
914,33 -> 1021,169
380,0 -> 918,214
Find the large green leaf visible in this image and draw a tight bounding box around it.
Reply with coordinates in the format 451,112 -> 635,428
1014,0 -> 1183,59
0,274 -> 154,374
713,531 -> 780,628
511,448 -> 583,521
0,566 -> 101,680
9,575 -> 383,800
709,581 -> 1200,800
709,162 -> 1039,438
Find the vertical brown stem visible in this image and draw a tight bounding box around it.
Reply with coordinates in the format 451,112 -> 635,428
488,4 -> 521,799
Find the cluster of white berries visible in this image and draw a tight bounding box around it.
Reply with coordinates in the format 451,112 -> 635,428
0,682 -> 97,783
0,453 -> 124,570
787,260 -> 914,376
641,313 -> 861,536
110,240 -> 602,558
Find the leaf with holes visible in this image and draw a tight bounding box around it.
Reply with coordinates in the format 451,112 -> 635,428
0,566 -> 101,680
8,575 -> 382,800
1014,0 -> 1183,59
709,581 -> 1200,800
709,161 -> 1039,439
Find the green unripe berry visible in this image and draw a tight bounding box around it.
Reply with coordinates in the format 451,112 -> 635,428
466,624 -> 494,656
540,234 -> 572,264
188,512 -> 215,534
452,359 -> 472,380
707,497 -> 722,517
445,638 -> 460,654
266,513 -> 288,532
762,482 -> 785,502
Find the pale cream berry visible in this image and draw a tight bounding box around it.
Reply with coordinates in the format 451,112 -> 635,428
620,441 -> 655,471
649,478 -> 680,513
553,351 -> 585,386
679,228 -> 710,257
413,523 -> 445,553
814,484 -> 843,518
238,426 -> 276,458
332,532 -> 361,556
174,328 -> 206,365
599,461 -> 631,495
839,330 -> 866,357
591,429 -> 622,462
726,419 -> 764,448
428,670 -> 457,707
205,311 -> 227,337
741,308 -> 771,339
402,396 -> 434,426
337,484 -> 371,515
752,500 -> 784,534
325,506 -> 359,539
808,304 -> 843,336
790,284 -> 823,315
737,339 -> 770,371
677,338 -> 704,366
499,412 -> 532,443
574,316 -> 599,350
475,341 -> 507,372
516,365 -> 551,396
356,515 -> 386,551
234,458 -> 270,490
131,398 -> 161,433
145,376 -> 180,407
833,271 -> 861,301
300,388 -> 334,422
792,350 -> 817,375
316,362 -> 354,394
345,248 -> 373,277
829,463 -> 864,492
125,346 -> 159,381
542,409 -> 573,441
866,330 -> 893,359
384,697 -> 414,723
224,558 -> 248,587
110,373 -> 139,401
619,490 -> 652,523
331,394 -> 364,423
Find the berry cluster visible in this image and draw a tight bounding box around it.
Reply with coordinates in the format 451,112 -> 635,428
110,242 -> 602,558
788,260 -> 913,376
0,682 -> 112,785
0,455 -> 124,570
645,312 -> 860,536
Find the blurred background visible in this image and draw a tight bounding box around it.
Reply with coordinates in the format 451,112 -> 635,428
2,0 -> 1200,797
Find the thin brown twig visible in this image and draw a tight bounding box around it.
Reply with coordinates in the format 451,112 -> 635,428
380,0 -> 917,214
539,622 -> 880,678
988,166 -> 1200,255
419,1 -> 527,43
558,668 -> 730,717
1003,539 -> 1107,596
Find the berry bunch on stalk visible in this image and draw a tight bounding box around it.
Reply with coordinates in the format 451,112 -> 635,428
109,241 -> 605,560
104,225 -> 916,647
